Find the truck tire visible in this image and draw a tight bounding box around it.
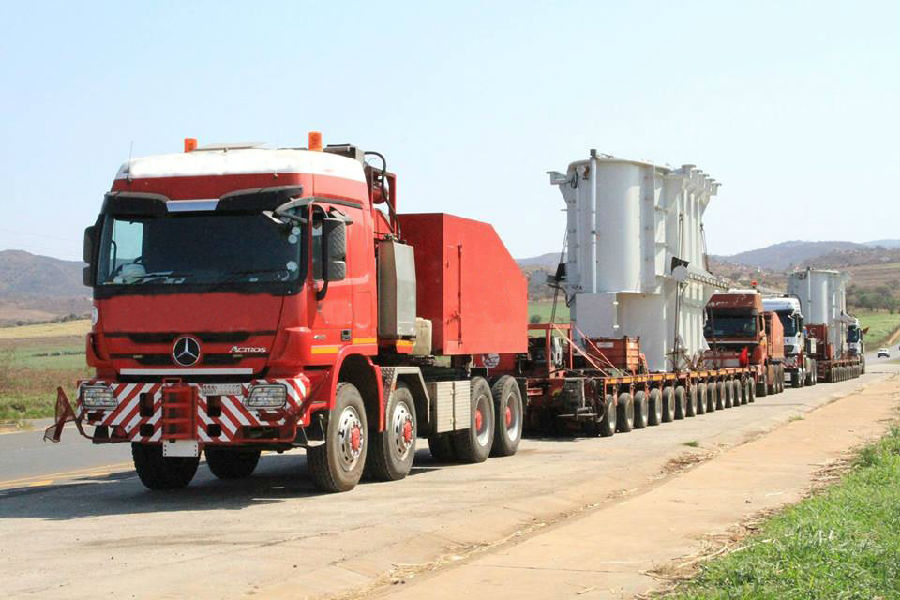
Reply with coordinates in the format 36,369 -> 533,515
695,383 -> 707,414
308,383 -> 368,493
454,377 -> 494,463
791,370 -> 802,388
428,433 -> 455,462
633,390 -> 649,429
648,388 -> 663,426
598,393 -> 617,437
756,374 -> 768,397
661,387 -> 675,422
616,392 -> 634,433
732,379 -> 743,406
744,379 -> 753,403
860,357 -> 865,374
716,381 -> 727,410
674,386 -> 686,420
205,447 -> 261,480
803,366 -> 813,386
778,366 -> 786,392
490,376 -> 523,457
810,361 -> 818,385
365,385 -> 417,481
707,382 -> 718,412
686,385 -> 699,417
724,380 -> 734,408
132,442 -> 199,490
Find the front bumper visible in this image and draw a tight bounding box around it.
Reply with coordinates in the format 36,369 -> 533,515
46,377 -> 310,445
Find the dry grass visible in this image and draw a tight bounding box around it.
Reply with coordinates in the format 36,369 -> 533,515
0,319 -> 91,340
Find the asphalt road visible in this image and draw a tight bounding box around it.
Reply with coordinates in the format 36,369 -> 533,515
2,349 -> 891,486
1,361 -> 896,599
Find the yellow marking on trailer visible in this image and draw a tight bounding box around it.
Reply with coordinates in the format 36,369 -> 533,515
310,345 -> 340,354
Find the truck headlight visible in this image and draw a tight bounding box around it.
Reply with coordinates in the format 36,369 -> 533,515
246,384 -> 287,409
82,385 -> 116,410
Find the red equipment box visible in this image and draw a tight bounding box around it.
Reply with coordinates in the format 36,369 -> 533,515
397,213 -> 527,356
586,337 -> 641,371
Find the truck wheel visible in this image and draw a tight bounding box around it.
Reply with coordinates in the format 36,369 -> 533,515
744,379 -> 754,403
308,383 -> 368,492
686,385 -> 698,417
598,394 -> 617,437
674,386 -> 686,420
454,377 -> 494,463
616,392 -> 634,432
732,380 -> 743,406
791,370 -> 802,388
810,361 -> 818,385
695,383 -> 707,414
490,376 -> 523,457
205,447 -> 261,480
648,389 -> 663,426
633,391 -> 648,429
427,433 -> 455,462
756,374 -> 768,397
860,357 -> 865,375
661,387 -> 675,422
707,382 -> 718,411
365,385 -> 417,481
132,443 -> 199,490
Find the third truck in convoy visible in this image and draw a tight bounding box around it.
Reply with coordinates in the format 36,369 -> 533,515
46,138 -> 864,493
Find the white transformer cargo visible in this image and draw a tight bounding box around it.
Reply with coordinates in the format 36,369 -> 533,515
549,151 -> 727,371
787,268 -> 851,357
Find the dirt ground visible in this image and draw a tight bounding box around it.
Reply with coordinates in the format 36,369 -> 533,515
0,365 -> 896,600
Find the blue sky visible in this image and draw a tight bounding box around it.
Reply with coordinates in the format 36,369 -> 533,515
1,1 -> 898,261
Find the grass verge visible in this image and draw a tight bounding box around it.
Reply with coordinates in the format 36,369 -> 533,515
665,427 -> 900,599
855,310 -> 900,348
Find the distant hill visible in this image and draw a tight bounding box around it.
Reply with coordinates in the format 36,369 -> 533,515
864,239 -> 900,249
0,250 -> 89,326
713,241 -> 866,271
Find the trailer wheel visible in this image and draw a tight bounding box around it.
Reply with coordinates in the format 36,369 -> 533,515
616,392 -> 634,433
648,389 -> 663,425
598,394 -> 617,437
732,379 -> 743,406
674,386 -> 686,420
132,443 -> 199,490
716,381 -> 727,410
790,370 -> 801,388
778,366 -> 786,392
490,376 -> 523,457
365,385 -> 417,481
308,383 -> 368,493
707,382 -> 718,412
695,383 -> 707,414
860,357 -> 865,375
812,361 -> 818,385
454,377 -> 494,463
428,433 -> 455,462
205,447 -> 261,480
633,391 -> 649,429
661,387 -> 675,422
686,386 -> 698,417
756,374 -> 768,397
744,379 -> 753,403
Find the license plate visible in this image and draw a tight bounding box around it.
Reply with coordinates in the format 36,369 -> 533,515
200,383 -> 243,396
162,440 -> 200,458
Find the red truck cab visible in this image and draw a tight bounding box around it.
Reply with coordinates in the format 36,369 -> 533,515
50,135 -> 528,492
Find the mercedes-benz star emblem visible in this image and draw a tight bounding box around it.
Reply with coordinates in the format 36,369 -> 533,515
172,336 -> 201,367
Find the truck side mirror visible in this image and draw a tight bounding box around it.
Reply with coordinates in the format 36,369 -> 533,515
322,217 -> 347,282
82,225 -> 96,287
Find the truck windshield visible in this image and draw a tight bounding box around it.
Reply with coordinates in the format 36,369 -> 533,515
704,315 -> 757,338
776,311 -> 798,336
96,213 -> 303,286
847,327 -> 861,342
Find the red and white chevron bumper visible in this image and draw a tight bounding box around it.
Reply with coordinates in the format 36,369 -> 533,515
76,378 -> 310,444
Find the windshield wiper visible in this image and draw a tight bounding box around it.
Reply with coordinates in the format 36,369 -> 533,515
210,267 -> 294,289
122,271 -> 193,284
